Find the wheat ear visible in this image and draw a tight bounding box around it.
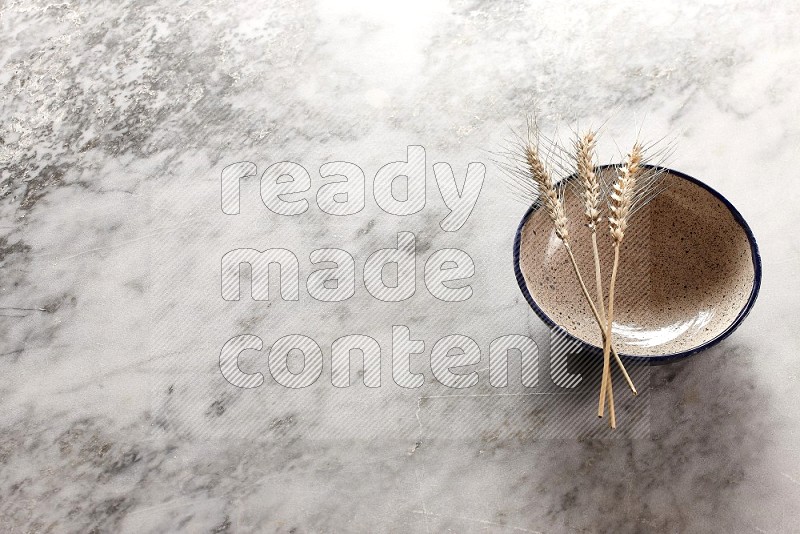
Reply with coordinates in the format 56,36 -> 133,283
599,143 -> 643,419
577,131 -> 617,423
577,133 -> 622,426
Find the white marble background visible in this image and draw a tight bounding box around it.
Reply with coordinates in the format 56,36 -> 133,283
1,0 -> 799,532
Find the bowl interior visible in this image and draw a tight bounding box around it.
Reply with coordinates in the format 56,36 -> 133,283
516,168 -> 759,359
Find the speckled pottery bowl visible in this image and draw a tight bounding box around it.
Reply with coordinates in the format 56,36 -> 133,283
514,166 -> 761,363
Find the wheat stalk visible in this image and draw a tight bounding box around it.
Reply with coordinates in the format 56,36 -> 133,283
599,142 -> 643,419
519,133 -> 634,412
576,131 -> 638,427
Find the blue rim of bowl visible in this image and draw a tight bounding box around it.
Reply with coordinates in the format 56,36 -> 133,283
512,164 -> 762,364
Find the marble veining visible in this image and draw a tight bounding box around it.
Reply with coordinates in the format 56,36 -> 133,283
1,0 -> 799,532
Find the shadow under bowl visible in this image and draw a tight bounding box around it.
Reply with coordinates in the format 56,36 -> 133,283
513,166 -> 761,364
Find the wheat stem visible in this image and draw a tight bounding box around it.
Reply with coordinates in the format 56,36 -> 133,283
611,332 -> 637,395
563,243 -> 602,325
607,355 -> 616,429
591,234 -> 605,324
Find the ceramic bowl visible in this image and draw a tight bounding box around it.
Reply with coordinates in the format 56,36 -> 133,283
514,166 -> 761,363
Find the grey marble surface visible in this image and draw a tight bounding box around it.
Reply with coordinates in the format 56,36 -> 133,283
1,0 -> 799,532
